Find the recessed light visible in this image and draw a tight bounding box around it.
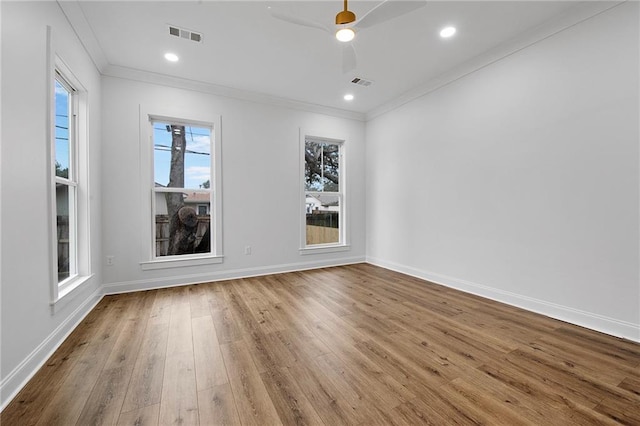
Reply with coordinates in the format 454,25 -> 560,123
164,52 -> 179,62
440,26 -> 456,38
344,94 -> 354,101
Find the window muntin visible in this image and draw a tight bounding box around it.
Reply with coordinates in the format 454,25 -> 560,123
152,121 -> 213,258
304,137 -> 344,247
54,74 -> 77,284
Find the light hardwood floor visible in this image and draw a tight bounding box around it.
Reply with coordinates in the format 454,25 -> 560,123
2,263 -> 639,425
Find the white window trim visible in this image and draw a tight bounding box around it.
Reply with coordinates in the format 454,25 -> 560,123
48,46 -> 91,305
299,129 -> 350,254
139,107 -> 223,269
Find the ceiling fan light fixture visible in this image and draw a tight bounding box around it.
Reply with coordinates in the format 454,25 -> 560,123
440,26 -> 457,38
336,27 -> 355,42
164,52 -> 179,62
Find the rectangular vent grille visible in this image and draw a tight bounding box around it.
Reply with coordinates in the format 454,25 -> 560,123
351,77 -> 373,87
168,25 -> 203,43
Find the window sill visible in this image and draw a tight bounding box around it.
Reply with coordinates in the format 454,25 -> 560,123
140,255 -> 224,271
299,244 -> 350,255
51,274 -> 94,312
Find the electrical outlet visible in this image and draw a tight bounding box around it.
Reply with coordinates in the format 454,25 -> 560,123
106,256 -> 115,266
244,246 -> 252,255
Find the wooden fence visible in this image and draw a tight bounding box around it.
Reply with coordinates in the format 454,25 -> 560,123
306,225 -> 339,245
306,212 -> 339,245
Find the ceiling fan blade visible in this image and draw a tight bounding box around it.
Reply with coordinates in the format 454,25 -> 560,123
269,8 -> 331,34
342,44 -> 357,74
355,0 -> 427,29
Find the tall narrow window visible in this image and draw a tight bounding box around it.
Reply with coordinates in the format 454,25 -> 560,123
152,120 -> 214,258
54,73 -> 77,284
303,137 -> 344,247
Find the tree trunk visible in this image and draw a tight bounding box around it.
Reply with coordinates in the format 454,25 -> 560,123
168,206 -> 198,255
166,125 -> 188,255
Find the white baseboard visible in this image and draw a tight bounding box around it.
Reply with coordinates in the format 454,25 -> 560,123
0,287 -> 104,411
367,256 -> 640,343
103,256 -> 366,295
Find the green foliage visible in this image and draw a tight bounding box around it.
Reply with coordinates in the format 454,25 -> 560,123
55,161 -> 69,178
305,141 -> 339,192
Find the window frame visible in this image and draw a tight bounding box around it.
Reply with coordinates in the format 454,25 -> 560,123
139,110 -> 223,270
49,56 -> 92,304
299,130 -> 350,254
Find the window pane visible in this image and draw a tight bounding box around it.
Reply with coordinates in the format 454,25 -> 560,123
155,191 -> 211,257
55,80 -> 71,178
306,193 -> 340,245
56,183 -> 71,282
305,140 -> 340,192
305,141 -> 323,191
322,143 -> 339,192
153,122 -> 211,189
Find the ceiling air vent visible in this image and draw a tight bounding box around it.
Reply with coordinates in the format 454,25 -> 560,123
351,77 -> 373,87
168,25 -> 203,43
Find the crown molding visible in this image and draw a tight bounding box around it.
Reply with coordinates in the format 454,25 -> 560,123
366,1 -> 625,121
57,0 -> 109,72
102,65 -> 366,121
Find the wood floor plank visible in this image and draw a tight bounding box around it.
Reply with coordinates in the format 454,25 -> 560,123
220,340 -> 283,426
120,322 -> 169,413
477,362 -> 624,425
166,301 -> 193,357
259,366 -> 325,426
192,315 -> 228,391
211,304 -> 243,345
149,287 -> 173,325
76,365 -> 129,425
158,350 -> 199,425
197,383 -> 242,426
188,283 -> 213,319
437,377 -> 535,426
4,264 -> 640,425
159,299 -> 198,425
619,376 -> 640,396
116,403 -> 160,426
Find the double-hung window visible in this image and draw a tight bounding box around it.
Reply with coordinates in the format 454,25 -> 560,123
52,63 -> 90,302
151,120 -> 216,259
302,136 -> 346,249
54,73 -> 77,285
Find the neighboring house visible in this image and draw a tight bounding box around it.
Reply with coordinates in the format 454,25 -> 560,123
155,183 -> 210,216
184,192 -> 210,216
306,194 -> 339,214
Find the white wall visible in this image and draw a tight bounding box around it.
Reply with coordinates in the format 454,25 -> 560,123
366,2 -> 640,341
101,76 -> 366,292
1,1 -> 103,408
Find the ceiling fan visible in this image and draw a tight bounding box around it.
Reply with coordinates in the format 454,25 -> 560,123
269,0 -> 427,73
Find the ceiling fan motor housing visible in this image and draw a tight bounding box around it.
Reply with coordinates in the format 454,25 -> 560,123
336,9 -> 356,25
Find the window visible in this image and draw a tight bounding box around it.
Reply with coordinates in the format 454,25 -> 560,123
152,120 -> 216,259
302,136 -> 345,249
51,62 -> 90,302
54,73 -> 77,284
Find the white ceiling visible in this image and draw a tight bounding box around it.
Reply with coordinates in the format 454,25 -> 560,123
64,1 -> 591,115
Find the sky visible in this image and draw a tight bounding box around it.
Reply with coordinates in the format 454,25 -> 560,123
153,122 -> 212,189
54,80 -> 70,175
